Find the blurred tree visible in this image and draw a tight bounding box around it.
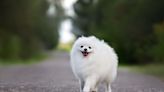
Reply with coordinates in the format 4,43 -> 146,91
0,0 -> 61,60
73,0 -> 164,64
152,22 -> 164,63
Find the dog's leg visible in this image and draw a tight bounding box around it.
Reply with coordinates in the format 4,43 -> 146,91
79,80 -> 85,92
106,83 -> 112,92
91,87 -> 98,92
83,77 -> 97,92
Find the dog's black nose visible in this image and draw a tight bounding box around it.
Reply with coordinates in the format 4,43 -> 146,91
84,49 -> 87,51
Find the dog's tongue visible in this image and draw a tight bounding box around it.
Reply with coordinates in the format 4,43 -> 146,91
82,51 -> 89,57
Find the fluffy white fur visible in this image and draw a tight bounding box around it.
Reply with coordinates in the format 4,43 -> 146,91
70,36 -> 118,92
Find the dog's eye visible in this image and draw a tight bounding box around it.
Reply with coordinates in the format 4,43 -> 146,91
89,46 -> 91,49
81,46 -> 83,48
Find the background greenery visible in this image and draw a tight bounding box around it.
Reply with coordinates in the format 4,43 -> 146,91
73,0 -> 164,64
0,0 -> 60,61
0,0 -> 164,66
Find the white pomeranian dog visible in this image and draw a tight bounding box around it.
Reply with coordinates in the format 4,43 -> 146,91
70,36 -> 118,92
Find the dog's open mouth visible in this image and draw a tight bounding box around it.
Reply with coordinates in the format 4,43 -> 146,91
81,51 -> 90,57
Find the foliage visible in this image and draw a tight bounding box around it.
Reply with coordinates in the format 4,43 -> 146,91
0,0 -> 60,60
152,22 -> 164,63
73,0 -> 164,64
129,64 -> 164,80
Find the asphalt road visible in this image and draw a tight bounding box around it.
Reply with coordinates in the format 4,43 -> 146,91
0,51 -> 164,92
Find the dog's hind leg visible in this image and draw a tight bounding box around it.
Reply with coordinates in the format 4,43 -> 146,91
79,80 -> 85,92
106,83 -> 112,92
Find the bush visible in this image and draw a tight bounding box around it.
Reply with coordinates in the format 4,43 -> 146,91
0,0 -> 59,61
152,22 -> 164,63
73,0 -> 164,64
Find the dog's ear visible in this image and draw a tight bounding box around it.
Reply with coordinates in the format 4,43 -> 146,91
79,35 -> 85,39
88,36 -> 99,41
77,35 -> 85,41
101,40 -> 104,43
88,36 -> 96,39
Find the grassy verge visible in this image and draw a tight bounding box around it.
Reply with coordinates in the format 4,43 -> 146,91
0,53 -> 47,66
125,64 -> 164,80
57,42 -> 72,52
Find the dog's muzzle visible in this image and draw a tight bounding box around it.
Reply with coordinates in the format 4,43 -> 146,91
81,51 -> 90,57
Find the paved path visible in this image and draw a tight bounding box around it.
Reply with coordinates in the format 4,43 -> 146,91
0,51 -> 164,92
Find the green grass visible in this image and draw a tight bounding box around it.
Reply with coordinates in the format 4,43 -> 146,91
0,53 -> 47,66
57,42 -> 72,52
125,64 -> 164,80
